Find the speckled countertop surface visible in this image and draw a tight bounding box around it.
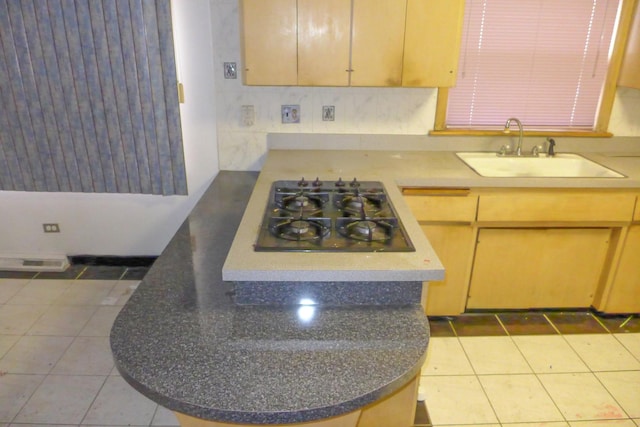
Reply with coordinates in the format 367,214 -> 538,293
222,148 -> 640,282
110,171 -> 430,424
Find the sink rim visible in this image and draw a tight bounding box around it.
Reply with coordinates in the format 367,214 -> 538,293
455,151 -> 627,178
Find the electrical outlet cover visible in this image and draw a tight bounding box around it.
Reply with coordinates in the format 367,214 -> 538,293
224,62 -> 237,79
322,105 -> 335,121
281,105 -> 300,124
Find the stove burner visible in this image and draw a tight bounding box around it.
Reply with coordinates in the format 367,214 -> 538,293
277,191 -> 328,215
338,219 -> 394,242
292,195 -> 310,208
270,218 -> 330,242
289,220 -> 310,234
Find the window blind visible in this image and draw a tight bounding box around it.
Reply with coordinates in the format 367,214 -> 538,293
447,0 -> 622,130
0,0 -> 187,195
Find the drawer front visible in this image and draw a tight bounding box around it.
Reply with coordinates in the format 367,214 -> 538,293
404,195 -> 478,222
477,192 -> 636,222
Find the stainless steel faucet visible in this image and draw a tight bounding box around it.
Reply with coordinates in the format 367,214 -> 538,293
504,118 -> 524,156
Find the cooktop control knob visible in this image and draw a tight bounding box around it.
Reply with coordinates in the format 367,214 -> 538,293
335,177 -> 346,187
312,177 -> 323,187
297,177 -> 308,187
349,178 -> 360,188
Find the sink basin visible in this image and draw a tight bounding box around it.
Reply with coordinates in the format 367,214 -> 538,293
456,152 -> 625,178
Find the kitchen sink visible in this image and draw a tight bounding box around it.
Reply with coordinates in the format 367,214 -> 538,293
456,152 -> 625,178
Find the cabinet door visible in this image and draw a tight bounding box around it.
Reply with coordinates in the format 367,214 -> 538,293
298,0 -> 352,86
422,225 -> 475,316
350,0 -> 407,87
241,0 -> 298,85
603,226 -> 640,313
403,0 -> 465,87
467,228 -> 611,309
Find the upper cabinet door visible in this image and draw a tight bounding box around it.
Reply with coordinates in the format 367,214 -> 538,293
350,0 -> 407,87
618,0 -> 640,89
241,0 -> 297,85
403,0 -> 465,87
298,0 -> 352,86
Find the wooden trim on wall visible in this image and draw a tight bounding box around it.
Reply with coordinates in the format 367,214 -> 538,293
596,0 -> 639,132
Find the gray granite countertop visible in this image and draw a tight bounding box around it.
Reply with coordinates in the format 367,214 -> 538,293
110,171 -> 430,424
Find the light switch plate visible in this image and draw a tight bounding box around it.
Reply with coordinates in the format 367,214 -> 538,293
281,105 -> 300,123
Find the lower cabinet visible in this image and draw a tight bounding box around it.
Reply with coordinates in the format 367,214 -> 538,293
467,228 -> 612,310
598,225 -> 640,313
420,224 -> 475,315
403,187 -> 639,314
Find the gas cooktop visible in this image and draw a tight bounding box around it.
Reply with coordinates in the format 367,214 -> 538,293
254,177 -> 415,252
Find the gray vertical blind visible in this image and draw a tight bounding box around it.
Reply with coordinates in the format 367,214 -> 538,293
0,0 -> 187,195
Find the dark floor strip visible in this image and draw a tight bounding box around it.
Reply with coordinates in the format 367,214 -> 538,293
0,270 -> 38,279
34,264 -> 86,280
69,255 -> 156,267
427,317 -> 456,337
449,314 -> 507,337
498,312 -> 558,335
545,312 -> 609,334
77,266 -> 128,280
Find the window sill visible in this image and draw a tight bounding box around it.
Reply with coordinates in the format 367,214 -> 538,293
429,129 -> 614,138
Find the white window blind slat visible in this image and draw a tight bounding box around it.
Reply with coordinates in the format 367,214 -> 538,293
447,0 -> 621,130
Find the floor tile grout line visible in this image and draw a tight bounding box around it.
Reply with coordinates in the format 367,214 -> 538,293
611,333 -> 640,365
453,334 -> 503,426
542,313 -> 563,335
493,314 -> 510,336
590,310 -> 613,333
77,373 -> 111,426
5,371 -> 49,425
576,366 -> 635,423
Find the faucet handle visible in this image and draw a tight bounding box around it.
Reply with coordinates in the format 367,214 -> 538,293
531,145 -> 540,157
545,137 -> 556,157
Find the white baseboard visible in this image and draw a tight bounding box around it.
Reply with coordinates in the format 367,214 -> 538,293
0,256 -> 69,272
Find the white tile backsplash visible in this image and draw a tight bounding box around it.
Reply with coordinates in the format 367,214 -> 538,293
210,1 -> 640,171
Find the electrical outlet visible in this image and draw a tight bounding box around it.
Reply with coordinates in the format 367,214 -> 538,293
241,105 -> 255,126
322,105 -> 335,121
43,223 -> 60,233
281,105 -> 300,124
224,62 -> 237,79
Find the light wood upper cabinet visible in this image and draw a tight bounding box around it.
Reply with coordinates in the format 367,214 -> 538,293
298,0 -> 352,86
241,0 -> 464,87
350,0 -> 408,87
240,0 -> 297,86
618,0 -> 640,89
403,0 -> 465,87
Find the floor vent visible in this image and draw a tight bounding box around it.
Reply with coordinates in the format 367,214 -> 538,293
0,256 -> 69,272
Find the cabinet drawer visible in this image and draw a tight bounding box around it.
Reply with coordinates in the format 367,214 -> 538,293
477,192 -> 636,222
404,195 -> 478,222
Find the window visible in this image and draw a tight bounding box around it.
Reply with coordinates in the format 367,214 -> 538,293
436,0 -> 626,134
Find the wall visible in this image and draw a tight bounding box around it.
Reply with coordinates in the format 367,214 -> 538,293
0,0 -> 219,258
212,1 -> 640,171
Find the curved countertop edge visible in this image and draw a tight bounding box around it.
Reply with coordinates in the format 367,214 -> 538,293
110,171 -> 431,425
114,352 -> 427,424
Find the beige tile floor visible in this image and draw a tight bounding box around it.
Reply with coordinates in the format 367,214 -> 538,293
420,333 -> 640,427
1,277 -> 639,427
